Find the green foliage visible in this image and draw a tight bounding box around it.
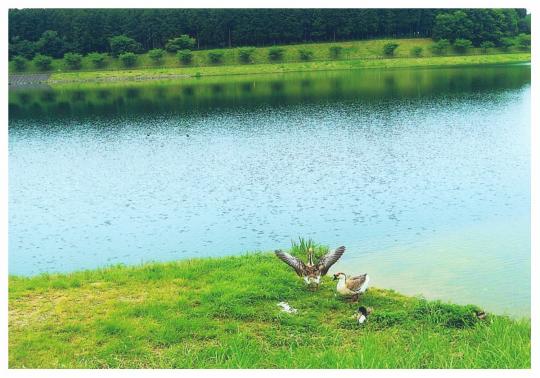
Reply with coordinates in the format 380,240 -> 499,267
35,30 -> 67,58
268,46 -> 285,62
412,300 -> 481,329
9,37 -> 36,59
329,45 -> 343,59
432,9 -> 520,46
148,48 -> 165,65
499,37 -> 515,51
87,52 -> 108,68
238,47 -> 255,64
480,41 -> 495,53
165,35 -> 196,53
453,38 -> 473,54
208,51 -> 224,64
32,54 -> 53,71
109,35 -> 142,57
8,9 -> 528,56
369,310 -> 407,329
12,56 -> 27,71
289,238 -> 329,260
177,49 -> 193,65
63,52 -> 83,70
410,46 -> 423,57
431,39 -> 450,55
517,33 -> 531,50
383,42 -> 399,56
118,52 -> 137,67
298,48 -> 314,61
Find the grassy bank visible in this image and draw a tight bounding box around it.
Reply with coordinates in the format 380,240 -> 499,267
48,52 -> 531,85
9,253 -> 530,368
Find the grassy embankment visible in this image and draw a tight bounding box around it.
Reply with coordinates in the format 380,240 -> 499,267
9,252 -> 530,368
8,38 -> 530,84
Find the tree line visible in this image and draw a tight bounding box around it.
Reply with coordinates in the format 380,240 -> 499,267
9,8 -> 530,60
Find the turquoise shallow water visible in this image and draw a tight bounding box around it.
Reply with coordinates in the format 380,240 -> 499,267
9,65 -> 530,317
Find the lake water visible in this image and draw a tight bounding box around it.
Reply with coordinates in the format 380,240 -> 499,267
9,64 -> 530,317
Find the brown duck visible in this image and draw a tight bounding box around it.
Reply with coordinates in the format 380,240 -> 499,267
274,246 -> 345,287
333,272 -> 370,301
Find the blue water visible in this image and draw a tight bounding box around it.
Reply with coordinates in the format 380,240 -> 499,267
9,65 -> 530,316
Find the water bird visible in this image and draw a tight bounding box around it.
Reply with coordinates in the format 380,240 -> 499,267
356,306 -> 372,325
476,310 -> 487,320
333,272 -> 370,301
274,245 -> 345,287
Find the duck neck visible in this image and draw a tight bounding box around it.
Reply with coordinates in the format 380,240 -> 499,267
336,275 -> 347,289
307,251 -> 314,266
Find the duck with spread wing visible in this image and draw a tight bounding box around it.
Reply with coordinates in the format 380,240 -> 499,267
274,245 -> 345,288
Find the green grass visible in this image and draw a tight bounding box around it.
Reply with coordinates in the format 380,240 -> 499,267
8,37 -> 530,83
9,252 -> 530,368
45,52 -> 530,86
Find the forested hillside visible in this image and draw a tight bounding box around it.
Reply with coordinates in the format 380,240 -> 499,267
9,8 -> 530,58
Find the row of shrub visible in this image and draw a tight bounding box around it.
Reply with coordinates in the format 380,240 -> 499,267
11,34 -> 531,72
10,45 -> 352,72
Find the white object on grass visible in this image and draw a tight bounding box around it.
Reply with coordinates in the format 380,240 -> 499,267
277,301 -> 298,313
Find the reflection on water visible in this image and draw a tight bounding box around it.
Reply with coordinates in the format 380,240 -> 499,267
8,64 -> 530,317
9,65 -> 531,120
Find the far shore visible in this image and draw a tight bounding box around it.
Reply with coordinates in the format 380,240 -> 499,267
9,52 -> 531,88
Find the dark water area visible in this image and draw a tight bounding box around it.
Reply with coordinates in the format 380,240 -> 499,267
9,64 -> 531,317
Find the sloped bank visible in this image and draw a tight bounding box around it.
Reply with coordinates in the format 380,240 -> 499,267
9,253 -> 530,368
45,53 -> 531,86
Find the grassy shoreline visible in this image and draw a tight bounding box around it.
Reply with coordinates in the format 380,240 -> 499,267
9,253 -> 530,368
44,53 -> 531,86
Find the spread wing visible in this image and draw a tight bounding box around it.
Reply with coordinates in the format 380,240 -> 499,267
317,246 -> 346,275
346,274 -> 369,292
274,250 -> 307,276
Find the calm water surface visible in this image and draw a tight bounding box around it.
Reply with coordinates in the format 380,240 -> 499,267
9,65 -> 530,317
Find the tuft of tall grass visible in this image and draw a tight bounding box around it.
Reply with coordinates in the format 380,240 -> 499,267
289,237 -> 329,259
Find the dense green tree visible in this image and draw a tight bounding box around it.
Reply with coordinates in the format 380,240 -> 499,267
432,11 -> 474,43
517,33 -> 531,49
431,39 -> 450,55
518,14 -> 531,34
36,30 -> 67,58
238,47 -> 255,63
109,35 -> 142,57
383,42 -> 399,56
298,48 -> 314,61
453,39 -> 473,54
87,52 -> 108,68
9,37 -> 36,59
329,45 -> 343,59
208,51 -> 224,64
148,48 -> 165,64
63,52 -> 83,69
177,49 -> 193,64
268,46 -> 285,61
12,56 -> 27,71
33,54 -> 53,71
480,41 -> 495,53
119,52 -> 138,67
8,9 -> 528,54
499,37 -> 515,50
410,46 -> 423,57
165,35 -> 196,52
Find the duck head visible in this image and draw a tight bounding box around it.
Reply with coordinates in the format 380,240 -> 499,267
303,248 -> 321,288
357,306 -> 373,324
333,272 -> 346,281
